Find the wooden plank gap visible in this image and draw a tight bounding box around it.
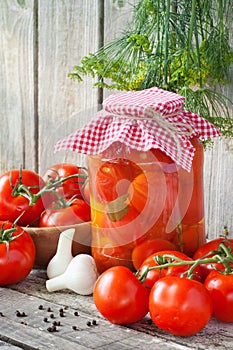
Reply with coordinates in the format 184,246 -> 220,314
33,0 -> 39,173
97,0 -> 105,108
0,334 -> 37,350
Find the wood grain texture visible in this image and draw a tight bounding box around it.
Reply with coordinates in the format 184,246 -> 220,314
102,0 -> 136,101
204,139 -> 233,239
0,270 -> 232,350
0,0 -> 36,172
0,340 -> 22,349
104,0 -> 135,41
37,0 -> 99,173
202,19 -> 233,239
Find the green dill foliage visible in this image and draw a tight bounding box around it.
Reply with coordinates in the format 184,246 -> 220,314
69,0 -> 233,139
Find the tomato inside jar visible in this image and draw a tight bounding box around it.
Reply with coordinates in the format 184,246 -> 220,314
87,139 -> 206,274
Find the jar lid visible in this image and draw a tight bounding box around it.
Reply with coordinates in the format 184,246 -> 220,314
54,87 -> 220,171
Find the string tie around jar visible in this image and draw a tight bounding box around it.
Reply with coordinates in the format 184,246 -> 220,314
110,105 -> 194,161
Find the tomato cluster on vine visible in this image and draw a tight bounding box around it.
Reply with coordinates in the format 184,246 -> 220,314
0,163 -> 91,227
93,237 -> 233,337
0,163 -> 91,286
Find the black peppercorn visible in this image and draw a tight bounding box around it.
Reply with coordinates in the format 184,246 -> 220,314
16,310 -> 27,317
47,325 -> 57,332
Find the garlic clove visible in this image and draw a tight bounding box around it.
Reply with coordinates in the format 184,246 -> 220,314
46,254 -> 99,295
47,228 -> 75,279
46,274 -> 67,292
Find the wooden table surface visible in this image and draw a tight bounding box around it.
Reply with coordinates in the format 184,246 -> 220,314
0,269 -> 232,350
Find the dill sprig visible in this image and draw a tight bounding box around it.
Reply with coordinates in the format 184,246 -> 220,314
69,0 -> 233,139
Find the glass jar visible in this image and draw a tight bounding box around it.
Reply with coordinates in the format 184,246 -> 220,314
87,137 -> 205,273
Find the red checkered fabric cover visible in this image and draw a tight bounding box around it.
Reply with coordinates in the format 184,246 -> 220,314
54,87 -> 220,171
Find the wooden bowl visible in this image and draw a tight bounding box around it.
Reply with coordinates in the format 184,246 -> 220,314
23,222 -> 92,269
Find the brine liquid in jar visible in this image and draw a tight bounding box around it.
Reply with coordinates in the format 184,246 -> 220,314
88,138 -> 205,273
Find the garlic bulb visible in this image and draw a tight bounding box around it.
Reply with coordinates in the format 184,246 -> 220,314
46,254 -> 99,295
47,228 -> 75,279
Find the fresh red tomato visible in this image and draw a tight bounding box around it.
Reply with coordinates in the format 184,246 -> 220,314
204,270 -> 233,322
94,159 -> 141,202
0,221 -> 36,285
42,163 -> 87,200
149,276 -> 213,336
193,238 -> 233,280
39,199 -> 91,227
93,266 -> 150,324
0,169 -> 48,226
138,250 -> 202,288
132,238 -> 177,270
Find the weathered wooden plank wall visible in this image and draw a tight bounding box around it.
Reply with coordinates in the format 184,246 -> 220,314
37,0 -> 100,170
0,0 -> 232,238
0,0 -> 36,171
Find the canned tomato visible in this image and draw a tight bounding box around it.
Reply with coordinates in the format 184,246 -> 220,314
54,87 -> 220,273
88,137 -> 205,273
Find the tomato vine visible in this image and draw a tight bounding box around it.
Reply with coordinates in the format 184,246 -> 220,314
11,168 -> 88,206
137,239 -> 233,282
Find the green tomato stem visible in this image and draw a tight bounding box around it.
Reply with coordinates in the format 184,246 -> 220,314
11,173 -> 88,206
137,241 -> 233,283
